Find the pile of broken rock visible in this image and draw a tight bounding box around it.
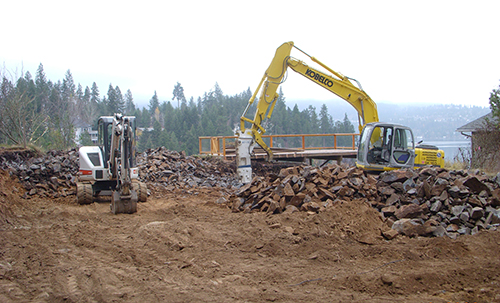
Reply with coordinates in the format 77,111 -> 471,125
137,147 -> 239,189
0,147 -> 240,199
0,148 -> 79,199
2,146 -> 500,239
229,164 -> 500,239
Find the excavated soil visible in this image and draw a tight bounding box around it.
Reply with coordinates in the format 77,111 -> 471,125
1,170 -> 500,302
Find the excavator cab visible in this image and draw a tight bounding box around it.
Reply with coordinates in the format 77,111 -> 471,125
97,116 -> 137,170
357,122 -> 415,171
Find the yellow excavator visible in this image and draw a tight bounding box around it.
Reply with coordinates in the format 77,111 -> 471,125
235,41 -> 444,183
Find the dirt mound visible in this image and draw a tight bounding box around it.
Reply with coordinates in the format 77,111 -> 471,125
1,168 -> 500,302
0,170 -> 25,229
1,148 -> 500,302
231,163 -> 500,240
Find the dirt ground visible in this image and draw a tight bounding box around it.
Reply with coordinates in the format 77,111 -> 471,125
1,170 -> 500,303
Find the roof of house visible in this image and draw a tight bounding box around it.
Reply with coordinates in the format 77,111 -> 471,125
456,112 -> 498,132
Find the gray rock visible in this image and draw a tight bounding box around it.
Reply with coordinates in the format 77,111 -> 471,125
451,205 -> 466,216
430,200 -> 442,213
459,211 -> 470,223
449,216 -> 461,225
463,176 -> 490,194
448,186 -> 461,198
432,226 -> 447,237
493,172 -> 500,187
485,210 -> 500,225
407,188 -> 417,195
470,207 -> 485,220
457,227 -> 471,235
395,204 -> 424,219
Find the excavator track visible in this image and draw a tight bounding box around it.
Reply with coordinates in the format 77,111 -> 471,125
133,181 -> 148,202
76,182 -> 93,205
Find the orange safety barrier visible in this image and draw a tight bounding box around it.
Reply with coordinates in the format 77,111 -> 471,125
199,133 -> 358,159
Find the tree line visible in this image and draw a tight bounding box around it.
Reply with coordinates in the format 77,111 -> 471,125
0,64 -> 355,155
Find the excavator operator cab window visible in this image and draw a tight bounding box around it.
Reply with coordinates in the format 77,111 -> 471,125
392,128 -> 414,164
97,118 -> 113,169
367,125 -> 393,165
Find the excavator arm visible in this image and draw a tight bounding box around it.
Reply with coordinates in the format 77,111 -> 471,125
108,114 -> 138,213
285,46 -> 379,131
236,41 -> 379,183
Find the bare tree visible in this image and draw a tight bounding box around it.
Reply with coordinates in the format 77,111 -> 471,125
0,74 -> 49,148
0,66 -> 48,148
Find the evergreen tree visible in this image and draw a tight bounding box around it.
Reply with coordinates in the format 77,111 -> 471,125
106,84 -> 125,114
90,82 -> 101,122
81,86 -> 94,124
490,81 -> 500,125
182,124 -> 199,155
137,130 -> 151,152
151,119 -> 161,147
99,96 -> 108,117
75,83 -> 85,120
115,85 -> 125,113
149,91 -> 159,119
124,89 -> 135,114
90,82 -> 100,104
76,84 -> 84,101
79,130 -> 93,146
336,113 -> 355,147
213,82 -> 224,103
166,131 -> 180,151
172,82 -> 186,108
62,70 -> 75,103
35,63 -> 50,114
188,97 -> 199,128
141,107 -> 151,128
319,104 -> 332,134
144,136 -> 154,151
132,108 -> 146,128
163,100 -> 176,132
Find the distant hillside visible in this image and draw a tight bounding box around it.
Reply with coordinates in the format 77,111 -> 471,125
291,99 -> 490,141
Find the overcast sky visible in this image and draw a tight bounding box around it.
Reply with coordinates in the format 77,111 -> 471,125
2,0 -> 499,109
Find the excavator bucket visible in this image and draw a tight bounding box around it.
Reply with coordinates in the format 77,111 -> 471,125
110,190 -> 138,214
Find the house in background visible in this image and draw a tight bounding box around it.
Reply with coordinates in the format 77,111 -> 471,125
74,120 -> 98,145
457,112 -> 499,170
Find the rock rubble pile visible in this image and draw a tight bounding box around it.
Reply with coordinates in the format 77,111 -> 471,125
229,164 -> 500,239
0,148 -> 79,198
2,146 -> 500,239
137,147 -> 239,188
0,147 -> 240,199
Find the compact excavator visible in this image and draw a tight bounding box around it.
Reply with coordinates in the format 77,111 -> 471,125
235,41 -> 444,183
76,113 -> 147,214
